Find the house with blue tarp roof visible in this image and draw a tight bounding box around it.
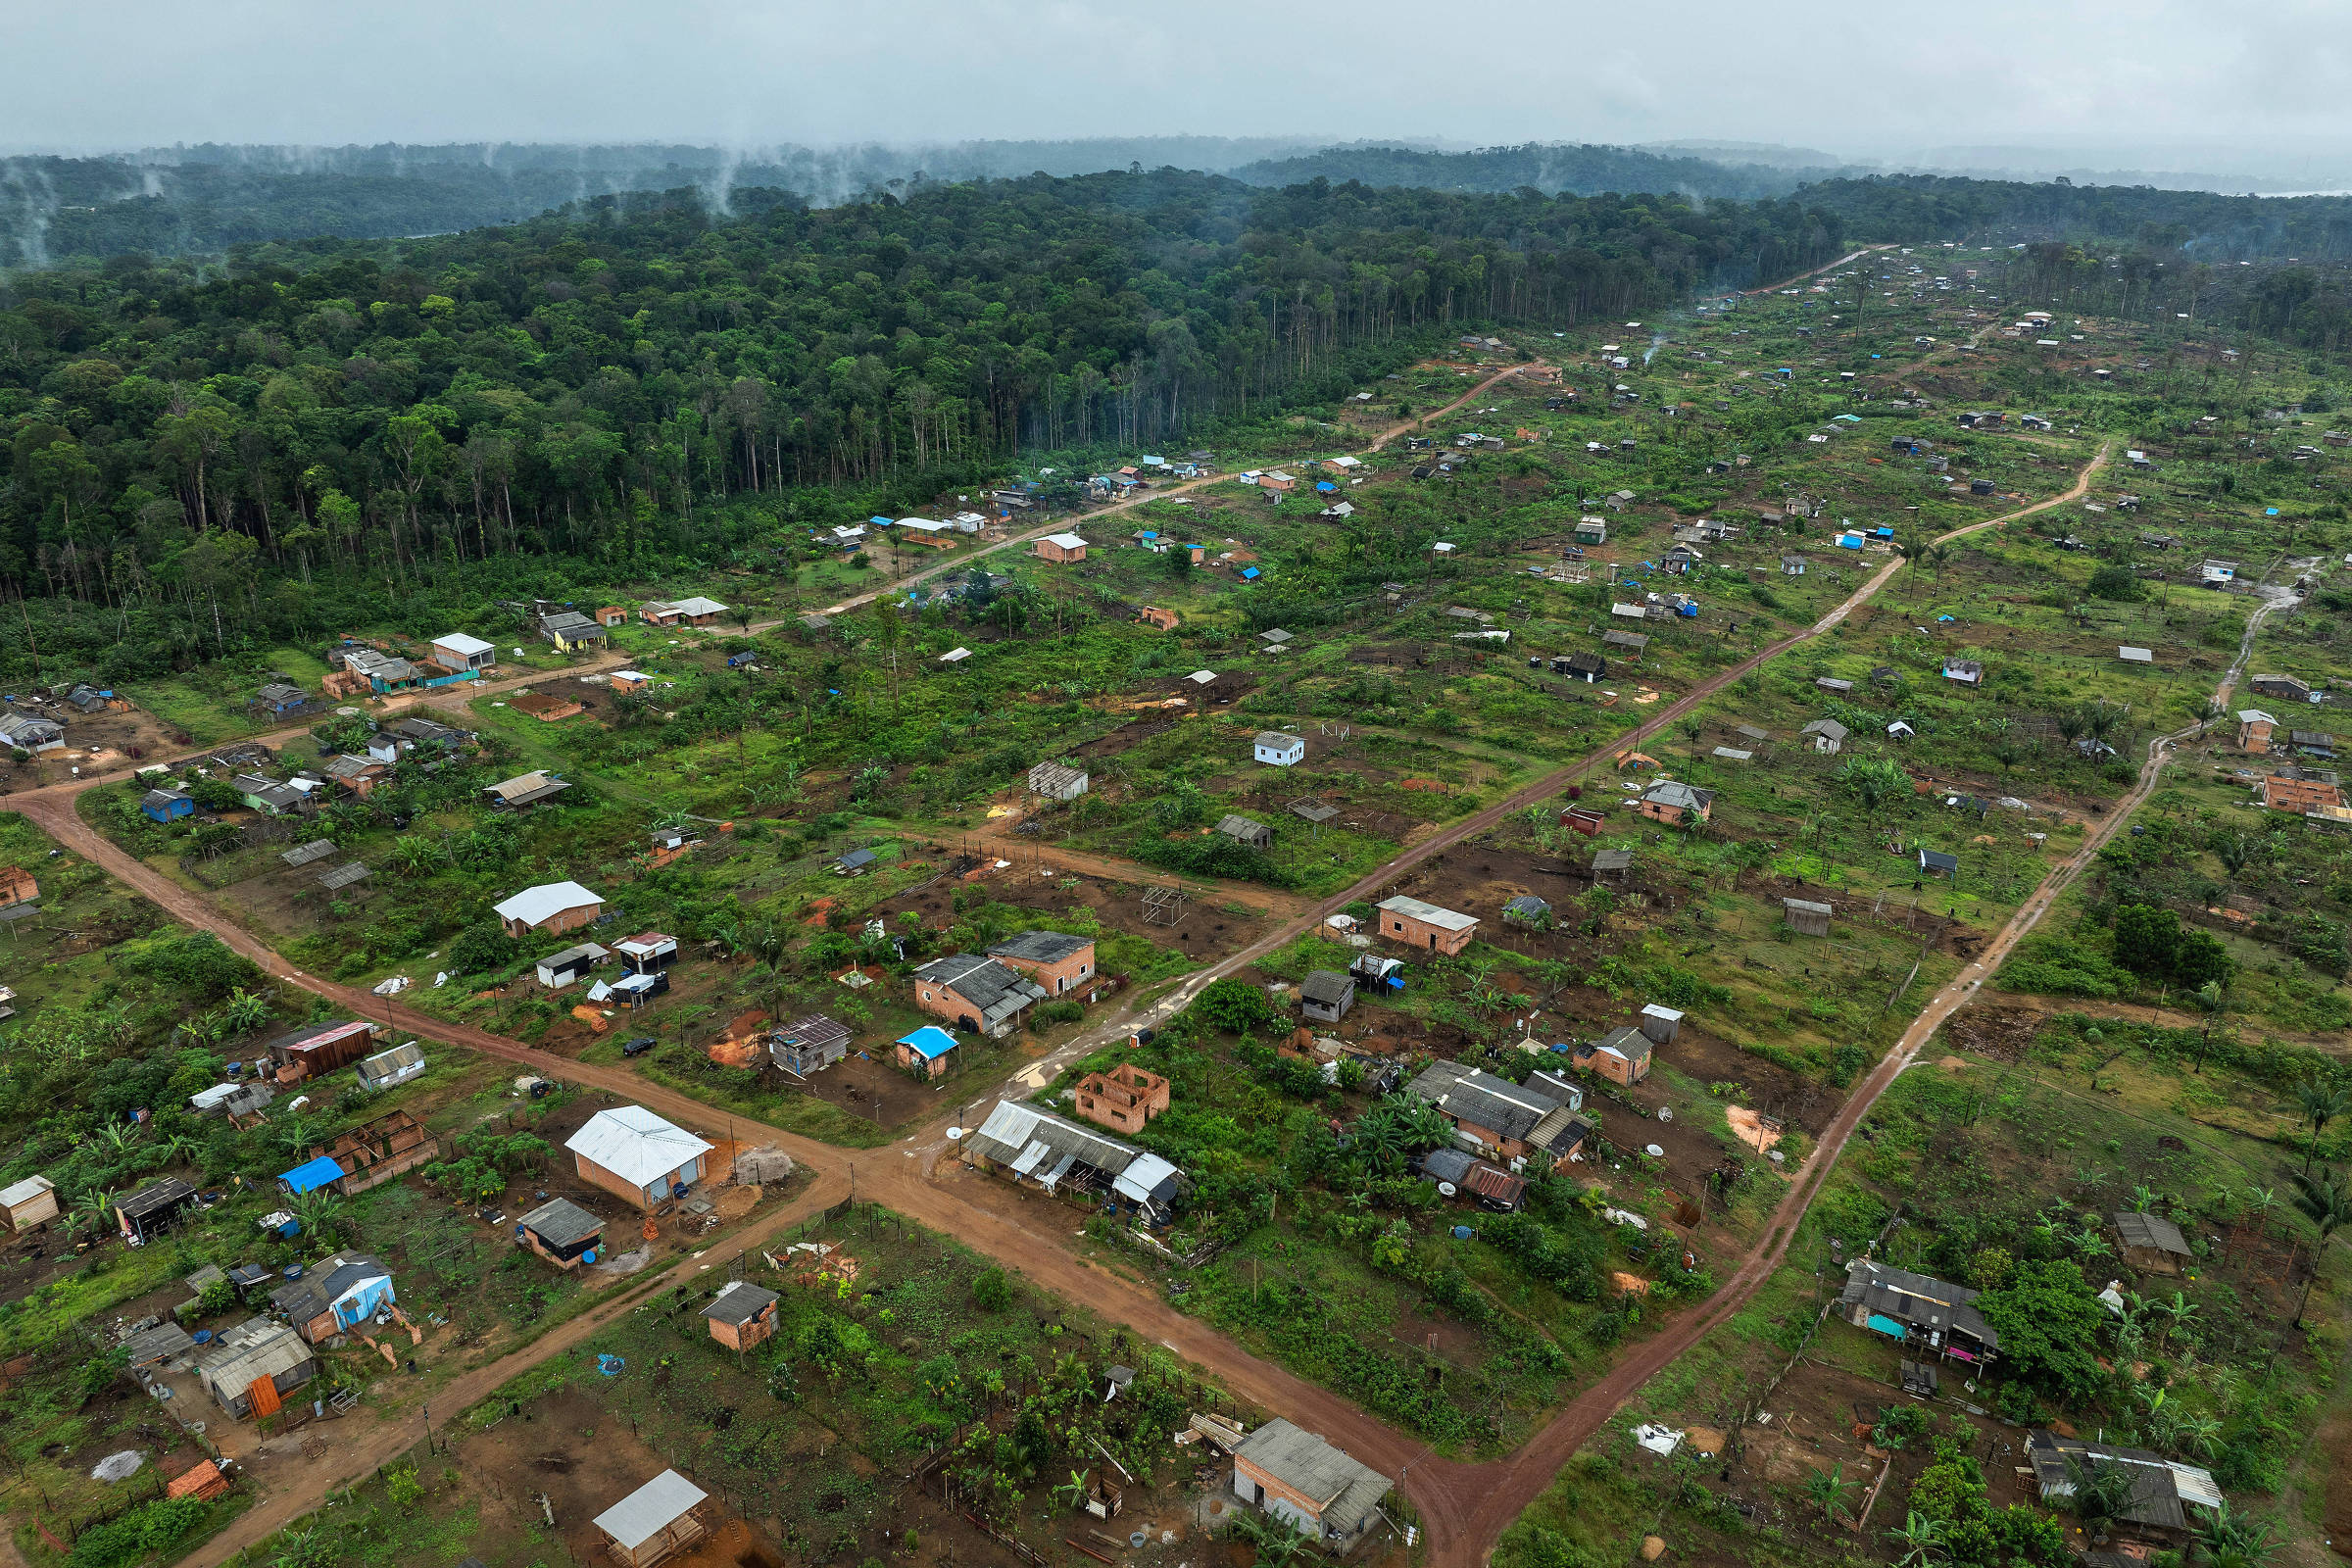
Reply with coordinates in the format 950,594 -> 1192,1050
278,1155 -> 345,1196
1241,566 -> 1261,580
895,1025 -> 959,1079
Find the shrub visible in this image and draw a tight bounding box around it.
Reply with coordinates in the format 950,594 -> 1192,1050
970,1267 -> 1012,1312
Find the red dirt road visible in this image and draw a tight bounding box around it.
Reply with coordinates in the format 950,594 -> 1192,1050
8,438 -> 2156,1568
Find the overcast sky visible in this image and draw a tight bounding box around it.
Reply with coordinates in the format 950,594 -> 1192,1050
8,0 -> 2349,175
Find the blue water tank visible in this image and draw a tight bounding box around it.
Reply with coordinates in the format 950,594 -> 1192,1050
1451,1225 -> 1475,1240
583,1249 -> 598,1265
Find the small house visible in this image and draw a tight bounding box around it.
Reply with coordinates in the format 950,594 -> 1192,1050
1231,1419 -> 1392,1553
2115,1210 -> 2194,1275
1035,532 -> 1090,564
1558,652 -> 1605,682
831,847 -> 879,875
987,931 -> 1097,996
769,1014 -> 851,1077
593,1471 -> 710,1568
493,880 -> 603,939
2250,673 -> 2314,704
2024,1433 -> 2207,1545
268,1018 -> 384,1079
1416,1149 -> 1527,1210
1028,761 -> 1089,801
539,611 -> 610,652
566,1107 -> 713,1210
1578,1025 -> 1652,1086
1840,1258 -> 1999,1363
703,1281 -> 782,1351
431,632 -> 496,671
896,1025 -> 960,1079
641,596 -> 729,627
536,942 -> 611,990
959,1100 -> 1184,1223
250,682 -> 310,716
1941,659 -> 1984,686
1139,606 -> 1181,631
1299,970 -> 1356,1024
355,1042 -> 427,1092
1638,1004 -> 1684,1045
2235,710 -> 2277,753
270,1252 -> 396,1344
1350,954 -> 1404,992
1783,898 -> 1833,937
1782,555 -> 1807,575
1919,849 -> 1960,879
609,970 -> 669,1010
1574,517 -> 1608,545
1217,814 -> 1275,851
911,955 -> 1047,1039
1072,1063 -> 1170,1135
1,1174 -> 58,1232
196,1317 -> 316,1420
1254,731 -> 1306,766
615,932 -> 679,974
140,787 -> 196,824
117,1178 -> 199,1244
1800,718 -> 1848,755
1404,1059 -> 1587,1162
1634,779 -> 1713,826
1376,895 -> 1478,956
0,712 -> 65,753
515,1197 -> 604,1269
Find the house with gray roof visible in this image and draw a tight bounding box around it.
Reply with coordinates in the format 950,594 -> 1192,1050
1404,1059 -> 1586,1162
912,955 -> 1048,1039
2115,1210 -> 2193,1274
1838,1258 -> 1998,1364
1232,1418 -> 1393,1552
196,1316 -> 317,1418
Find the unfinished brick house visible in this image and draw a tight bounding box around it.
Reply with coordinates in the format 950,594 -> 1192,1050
1072,1063 -> 1170,1135
1375,895 -> 1479,956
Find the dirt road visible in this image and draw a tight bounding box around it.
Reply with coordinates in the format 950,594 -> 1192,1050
10,440 -> 2154,1566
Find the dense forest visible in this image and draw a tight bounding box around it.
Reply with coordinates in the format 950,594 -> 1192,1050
0,170 -> 1844,683
1800,174 -> 2352,260
0,138 -> 1331,266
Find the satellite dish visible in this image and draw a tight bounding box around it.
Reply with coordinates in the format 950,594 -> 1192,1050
1644,1144 -> 1666,1158
1437,1182 -> 1457,1198
946,1127 -> 965,1141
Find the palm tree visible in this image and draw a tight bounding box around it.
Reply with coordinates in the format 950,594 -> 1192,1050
74,1187 -> 120,1239
2289,1077 -> 2351,1173
288,1191 -> 345,1249
2154,1291 -> 2199,1351
2241,1185 -> 2279,1245
1883,1511 -> 1948,1567
1804,1462 -> 1856,1524
1053,1470 -> 1090,1511
2288,1168 -> 2352,1327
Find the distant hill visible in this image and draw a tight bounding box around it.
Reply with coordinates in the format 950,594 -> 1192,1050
1227,142 -> 1858,199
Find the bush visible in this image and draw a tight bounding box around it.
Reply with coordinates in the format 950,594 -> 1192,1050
1190,978 -> 1278,1036
970,1267 -> 1012,1312
67,1496 -> 214,1568
449,918 -> 518,976
2086,564 -> 2145,601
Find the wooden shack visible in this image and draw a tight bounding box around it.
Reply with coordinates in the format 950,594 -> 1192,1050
593,1471 -> 710,1568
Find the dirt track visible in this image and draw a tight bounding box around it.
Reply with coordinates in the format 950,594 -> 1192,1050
9,436 -> 2179,1568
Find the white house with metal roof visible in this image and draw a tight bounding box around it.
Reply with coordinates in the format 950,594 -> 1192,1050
565,1106 -> 713,1210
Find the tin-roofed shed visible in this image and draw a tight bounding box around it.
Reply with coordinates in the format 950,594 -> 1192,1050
594,1470 -> 710,1568
1783,898 -> 1834,937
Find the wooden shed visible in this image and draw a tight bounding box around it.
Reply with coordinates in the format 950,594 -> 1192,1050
1782,898 -> 1833,937
0,1173 -> 58,1231
593,1471 -> 710,1568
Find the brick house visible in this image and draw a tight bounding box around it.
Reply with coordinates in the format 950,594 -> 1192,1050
1633,779 -> 1713,826
1403,1059 -> 1587,1163
493,880 -> 603,939
1575,1025 -> 1653,1085
1139,606 -> 1181,631
0,865 -> 38,908
1376,895 -> 1479,956
2236,709 -> 2278,753
1231,1419 -> 1391,1552
987,930 -> 1098,997
565,1106 -> 712,1210
1035,532 -> 1089,563
703,1281 -> 781,1351
911,955 -> 1047,1038
2261,773 -> 2343,814
1072,1063 -> 1170,1135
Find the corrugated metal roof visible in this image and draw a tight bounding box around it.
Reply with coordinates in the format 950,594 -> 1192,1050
1377,895 -> 1478,931
595,1470 -> 709,1550
565,1107 -> 713,1189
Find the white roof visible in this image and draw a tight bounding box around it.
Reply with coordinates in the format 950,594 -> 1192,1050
1378,895 -> 1478,932
1641,1004 -> 1685,1022
595,1470 -> 709,1550
662,596 -> 728,616
433,632 -> 494,658
2238,709 -> 2278,724
493,881 -> 603,928
2119,646 -> 2153,662
1187,669 -> 1217,684
613,669 -> 649,681
939,648 -> 972,663
1255,731 -> 1304,750
1043,532 -> 1089,550
565,1107 -> 713,1188
0,1174 -> 55,1207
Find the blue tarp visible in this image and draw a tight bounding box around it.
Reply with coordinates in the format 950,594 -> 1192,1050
1866,1313 -> 1908,1339
1241,567 -> 1261,580
278,1155 -> 345,1195
897,1025 -> 958,1061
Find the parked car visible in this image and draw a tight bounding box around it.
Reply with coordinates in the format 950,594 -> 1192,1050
621,1036 -> 658,1057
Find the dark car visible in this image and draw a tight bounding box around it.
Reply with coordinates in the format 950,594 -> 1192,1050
621,1037 -> 658,1057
